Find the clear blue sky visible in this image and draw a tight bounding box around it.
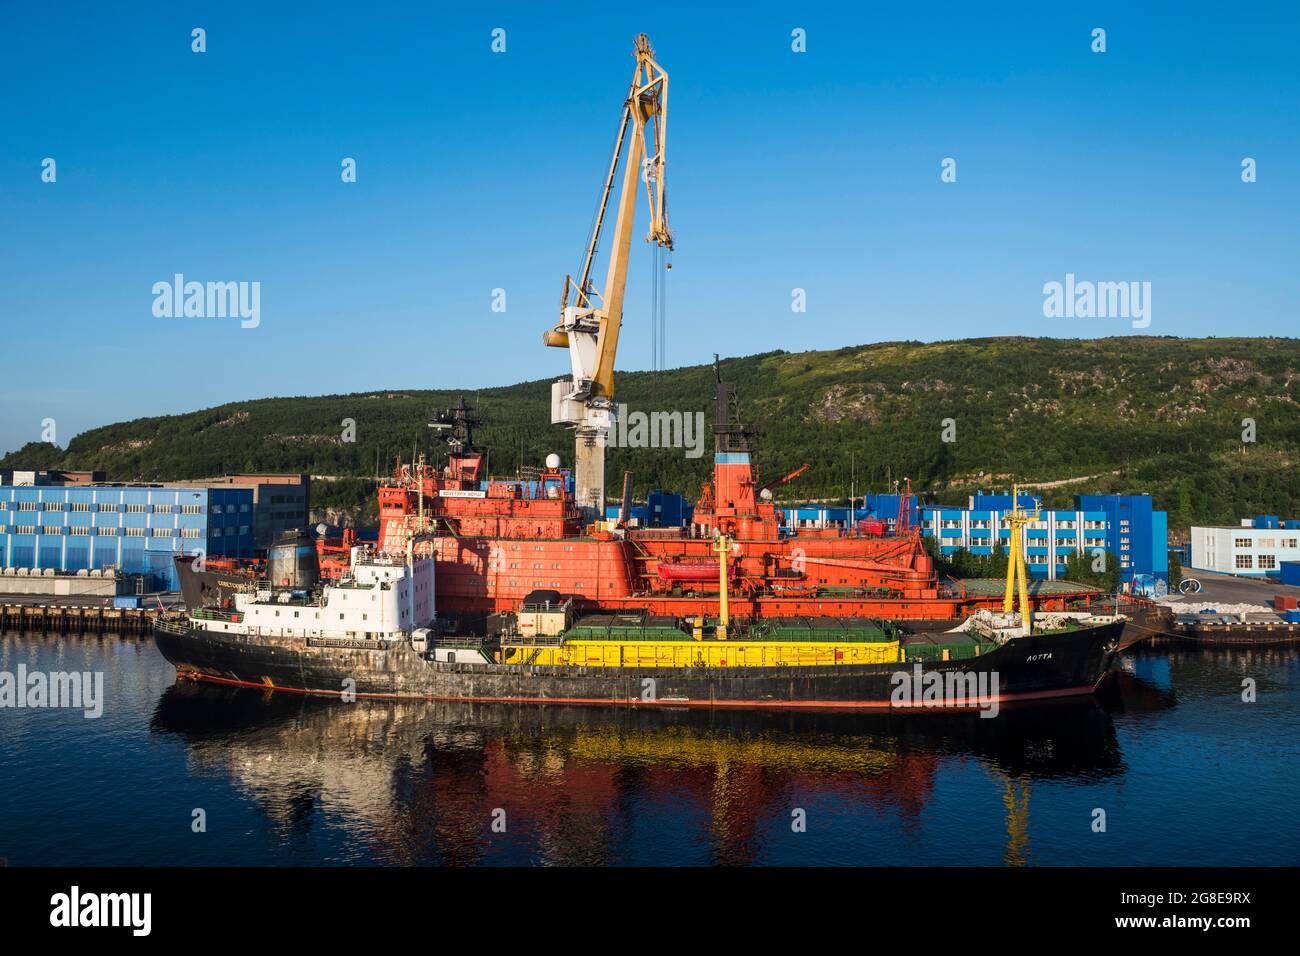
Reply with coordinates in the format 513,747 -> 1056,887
2,1 -> 1297,457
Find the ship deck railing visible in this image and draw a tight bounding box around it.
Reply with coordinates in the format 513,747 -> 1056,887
192,607 -> 244,623
431,636 -> 489,647
307,635 -> 397,650
154,615 -> 190,636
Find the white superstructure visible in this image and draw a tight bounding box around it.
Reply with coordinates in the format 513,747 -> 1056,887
191,547 -> 435,641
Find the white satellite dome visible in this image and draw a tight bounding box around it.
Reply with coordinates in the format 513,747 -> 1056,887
545,453 -> 561,469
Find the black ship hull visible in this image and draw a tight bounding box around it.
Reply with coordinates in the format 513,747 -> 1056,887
174,555 -> 254,610
153,618 -> 1124,713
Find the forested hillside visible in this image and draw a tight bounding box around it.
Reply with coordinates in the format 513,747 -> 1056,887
5,336 -> 1298,535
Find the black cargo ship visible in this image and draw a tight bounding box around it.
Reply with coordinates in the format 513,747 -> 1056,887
154,613 -> 1124,713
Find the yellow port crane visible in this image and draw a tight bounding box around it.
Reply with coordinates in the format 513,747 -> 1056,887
543,33 -> 673,518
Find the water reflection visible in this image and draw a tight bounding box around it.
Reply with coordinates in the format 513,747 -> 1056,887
5,632 -> 1290,864
148,676 -> 1165,865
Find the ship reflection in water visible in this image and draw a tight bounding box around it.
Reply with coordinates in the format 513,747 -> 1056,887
5,633 -> 1295,866
147,673 -> 1174,866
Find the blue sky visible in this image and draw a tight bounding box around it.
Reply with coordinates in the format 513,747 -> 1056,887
1,1 -> 1297,456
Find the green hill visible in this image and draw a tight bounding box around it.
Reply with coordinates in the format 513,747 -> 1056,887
5,336 -> 1299,535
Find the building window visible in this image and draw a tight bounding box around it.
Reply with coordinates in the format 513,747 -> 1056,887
70,526 -> 90,535
18,502 -> 37,511
152,528 -> 173,537
98,503 -> 118,512
43,526 -> 64,535
1259,555 -> 1277,570
71,502 -> 91,512
1235,554 -> 1253,569
125,503 -> 146,513
181,505 -> 202,515
97,527 -> 117,536
1285,538 -> 1299,549
43,502 -> 63,511
152,504 -> 173,514
1257,537 -> 1275,548
124,528 -> 145,537
15,525 -> 37,535
180,528 -> 201,539
1234,538 -> 1251,548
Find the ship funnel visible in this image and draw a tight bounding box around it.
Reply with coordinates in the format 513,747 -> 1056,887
267,530 -> 320,590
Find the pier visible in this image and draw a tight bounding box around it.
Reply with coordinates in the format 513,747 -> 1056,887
1168,620 -> 1300,645
0,599 -> 160,635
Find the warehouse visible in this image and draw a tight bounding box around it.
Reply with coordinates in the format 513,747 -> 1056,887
920,492 -> 1168,584
0,480 -> 254,590
1190,517 -> 1300,577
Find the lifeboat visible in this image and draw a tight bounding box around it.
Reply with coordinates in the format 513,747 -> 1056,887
657,560 -> 733,583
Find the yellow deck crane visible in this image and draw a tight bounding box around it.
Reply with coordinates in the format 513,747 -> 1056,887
1002,484 -> 1040,635
543,34 -> 673,519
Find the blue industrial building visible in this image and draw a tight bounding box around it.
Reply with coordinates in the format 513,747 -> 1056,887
920,493 -> 1167,584
781,493 -> 919,532
0,483 -> 254,590
1077,495 -> 1168,583
772,490 -> 1167,585
605,489 -> 694,528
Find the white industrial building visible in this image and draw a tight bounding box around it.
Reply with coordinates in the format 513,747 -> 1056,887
1190,522 -> 1300,577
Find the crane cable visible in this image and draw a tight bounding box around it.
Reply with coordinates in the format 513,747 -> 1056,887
650,243 -> 669,369
650,243 -> 660,369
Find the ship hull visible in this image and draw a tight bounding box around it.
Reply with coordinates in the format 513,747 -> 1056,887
154,619 -> 1124,713
174,556 -> 256,610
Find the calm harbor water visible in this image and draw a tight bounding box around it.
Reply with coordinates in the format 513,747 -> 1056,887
1,632 -> 1296,866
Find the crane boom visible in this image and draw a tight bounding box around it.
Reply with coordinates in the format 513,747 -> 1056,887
543,34 -> 673,518
759,464 -> 810,496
